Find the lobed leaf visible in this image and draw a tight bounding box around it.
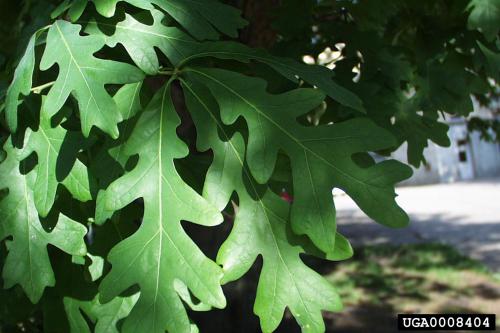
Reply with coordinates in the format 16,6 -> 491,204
93,82 -> 143,221
176,41 -> 365,112
0,139 -> 87,303
96,82 -> 225,333
41,254 -> 138,333
40,20 -> 144,138
0,2 -> 426,331
86,10 -> 195,75
393,104 -> 451,167
182,79 -> 350,332
5,32 -> 37,132
185,67 -> 411,253
18,100 -> 92,217
64,294 -> 139,333
467,0 -> 500,41
56,0 -> 246,40
478,41 -> 500,81
88,11 -> 363,111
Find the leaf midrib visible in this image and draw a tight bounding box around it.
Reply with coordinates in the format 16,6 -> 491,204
22,174 -> 35,296
185,68 -> 372,189
181,79 -> 313,324
117,85 -> 220,318
156,85 -> 221,302
55,21 -> 101,131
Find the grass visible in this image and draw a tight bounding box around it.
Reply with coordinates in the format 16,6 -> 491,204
321,243 -> 500,332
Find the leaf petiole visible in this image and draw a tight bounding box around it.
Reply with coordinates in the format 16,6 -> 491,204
158,67 -> 180,76
30,81 -> 55,94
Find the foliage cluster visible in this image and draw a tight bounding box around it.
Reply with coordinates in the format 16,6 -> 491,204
0,0 -> 499,332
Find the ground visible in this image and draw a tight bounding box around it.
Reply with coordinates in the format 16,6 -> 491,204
335,177 -> 500,271
322,243 -> 500,333
322,178 -> 500,332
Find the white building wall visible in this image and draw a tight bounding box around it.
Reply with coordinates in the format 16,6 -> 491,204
395,142 -> 441,186
470,131 -> 500,178
393,119 -> 500,186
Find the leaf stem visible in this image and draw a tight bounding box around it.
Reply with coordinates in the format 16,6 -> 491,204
158,67 -> 180,76
39,24 -> 53,32
31,81 -> 55,94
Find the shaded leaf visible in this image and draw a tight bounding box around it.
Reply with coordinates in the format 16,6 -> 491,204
89,12 -> 363,111
0,139 -> 87,303
185,67 -> 411,253
87,10 -> 196,75
41,254 -> 138,333
40,20 -> 144,138
478,41 -> 500,80
60,0 -> 246,40
92,82 -> 143,221
5,32 -> 37,132
467,0 -> 500,41
394,109 -> 450,167
65,294 -> 139,333
177,42 -> 365,112
19,100 -> 92,217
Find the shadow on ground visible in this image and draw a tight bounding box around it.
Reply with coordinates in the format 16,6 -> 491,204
319,243 -> 500,332
190,243 -> 500,332
337,210 -> 500,271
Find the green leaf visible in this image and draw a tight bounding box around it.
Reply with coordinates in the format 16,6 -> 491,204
185,67 -> 411,253
93,82 -> 143,222
478,41 -> 500,80
65,294 -> 139,333
19,100 -> 92,217
40,20 -> 144,138
41,255 -> 138,333
87,254 -> 105,281
326,232 -> 354,261
92,12 -> 363,111
177,42 -> 365,112
88,295 -> 139,333
467,0 -> 500,41
68,0 -> 88,22
182,79 -> 346,332
92,82 -> 143,177
96,82 -> 225,333
51,0 -> 73,20
416,59 -> 474,116
61,0 -> 246,40
0,139 -> 87,303
146,0 -> 247,40
0,281 -> 34,328
394,109 -> 451,167
224,193 -> 342,333
87,10 -> 196,75
5,32 -> 37,132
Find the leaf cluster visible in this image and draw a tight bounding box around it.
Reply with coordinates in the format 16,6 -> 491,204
0,0 -> 498,332
273,0 -> 500,164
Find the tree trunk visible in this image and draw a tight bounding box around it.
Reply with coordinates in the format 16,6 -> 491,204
239,0 -> 281,48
